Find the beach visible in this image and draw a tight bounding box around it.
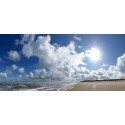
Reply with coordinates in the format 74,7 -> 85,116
67,80 -> 125,91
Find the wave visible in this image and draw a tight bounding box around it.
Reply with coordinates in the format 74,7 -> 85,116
0,81 -> 77,91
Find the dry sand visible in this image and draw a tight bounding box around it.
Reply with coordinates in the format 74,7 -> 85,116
67,80 -> 125,91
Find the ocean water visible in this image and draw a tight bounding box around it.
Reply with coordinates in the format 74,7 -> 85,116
0,81 -> 77,91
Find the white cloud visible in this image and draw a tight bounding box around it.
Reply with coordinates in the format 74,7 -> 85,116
116,54 -> 125,74
29,72 -> 34,78
22,44 -> 33,58
101,63 -> 109,67
21,35 -> 93,80
11,64 -> 19,70
32,69 -> 47,79
0,72 -> 7,78
21,35 -> 117,81
109,65 -> 116,73
5,64 -> 25,75
20,35 -> 125,81
7,50 -> 21,61
18,67 -> 25,73
74,35 -> 81,41
79,67 -> 111,81
15,35 -> 35,46
21,34 -> 35,45
107,54 -> 125,79
106,54 -> 125,79
22,35 -> 86,70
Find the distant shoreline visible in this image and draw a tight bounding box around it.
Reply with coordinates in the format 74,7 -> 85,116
81,79 -> 125,82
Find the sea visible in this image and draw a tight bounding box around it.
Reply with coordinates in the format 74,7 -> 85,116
0,80 -> 77,91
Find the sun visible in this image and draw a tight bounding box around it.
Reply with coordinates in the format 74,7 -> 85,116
89,47 -> 101,62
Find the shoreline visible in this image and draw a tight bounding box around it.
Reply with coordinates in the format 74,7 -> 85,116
67,80 -> 125,91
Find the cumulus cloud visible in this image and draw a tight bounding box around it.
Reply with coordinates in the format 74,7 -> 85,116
7,50 -> 21,61
18,68 -> 25,73
20,34 -> 119,81
116,54 -> 125,74
32,69 -> 47,79
29,72 -> 34,78
5,64 -> 25,75
106,54 -> 125,79
22,35 -> 86,79
109,65 -> 116,73
19,34 -> 125,81
0,72 -> 7,78
20,34 -> 35,45
11,64 -> 19,70
77,67 -> 111,81
23,35 -> 86,68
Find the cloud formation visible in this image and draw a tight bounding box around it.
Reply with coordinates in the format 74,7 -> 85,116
22,35 -> 85,68
20,35 -> 113,81
5,64 -> 25,75
10,34 -> 125,81
1,34 -> 125,82
0,72 -> 7,78
74,35 -> 81,41
7,50 -> 21,61
21,35 -> 90,80
18,67 -> 25,73
105,54 -> 125,79
116,54 -> 125,74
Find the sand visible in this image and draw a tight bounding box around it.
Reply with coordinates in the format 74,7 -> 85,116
67,80 -> 125,91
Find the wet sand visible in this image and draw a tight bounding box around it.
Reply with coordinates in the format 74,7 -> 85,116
67,80 -> 125,91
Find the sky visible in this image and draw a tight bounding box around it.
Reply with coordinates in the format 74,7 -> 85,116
0,34 -> 125,82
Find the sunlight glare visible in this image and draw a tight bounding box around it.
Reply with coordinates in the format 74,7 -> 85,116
89,47 -> 101,62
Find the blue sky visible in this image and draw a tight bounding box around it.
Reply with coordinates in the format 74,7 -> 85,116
0,34 -> 125,81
